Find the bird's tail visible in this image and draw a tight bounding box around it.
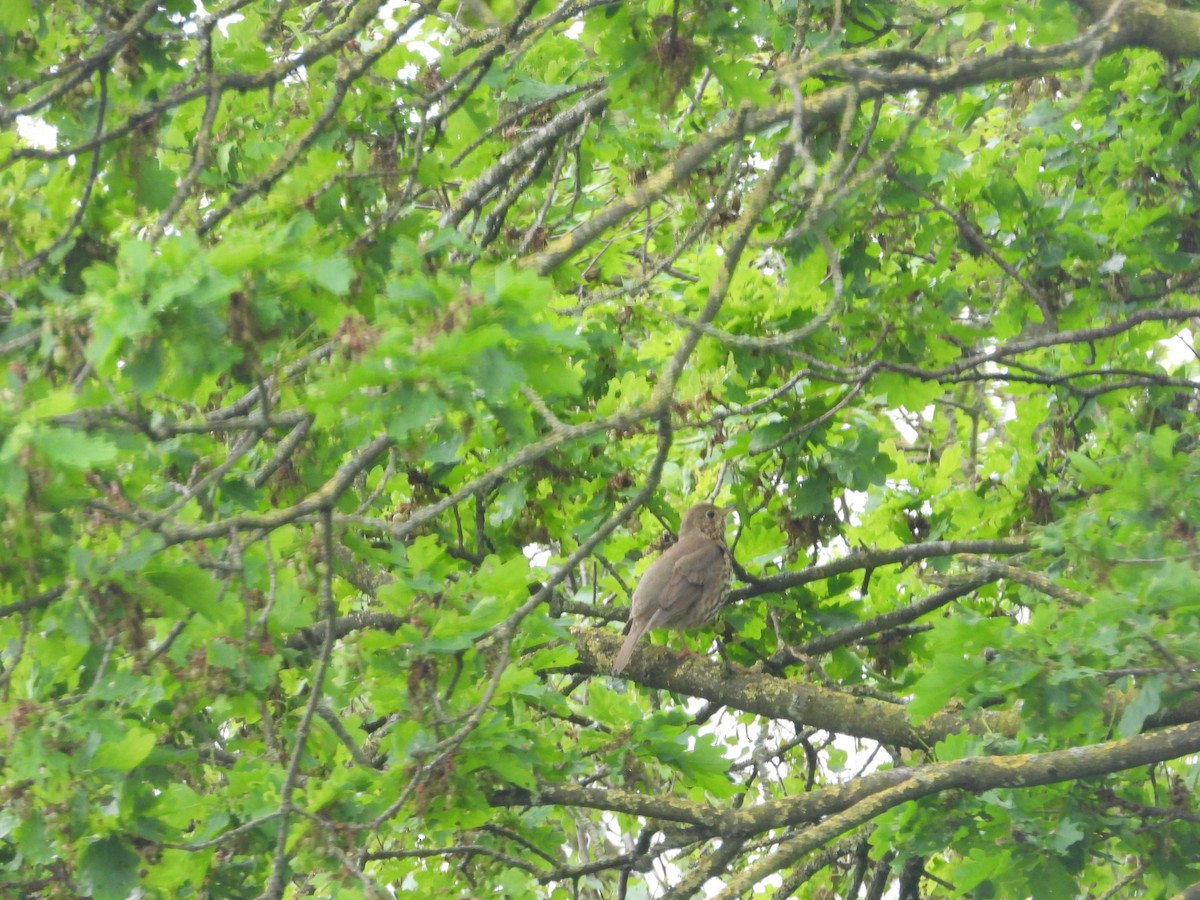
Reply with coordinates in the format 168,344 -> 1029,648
612,621 -> 646,675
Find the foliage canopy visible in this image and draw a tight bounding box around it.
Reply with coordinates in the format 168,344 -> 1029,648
4,0 -> 1200,897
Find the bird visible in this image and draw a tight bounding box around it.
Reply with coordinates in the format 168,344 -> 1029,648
611,502 -> 735,676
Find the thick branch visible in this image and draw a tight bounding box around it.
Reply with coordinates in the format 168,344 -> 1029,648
1069,0 -> 1200,58
572,630 -> 1200,748
573,629 -> 980,749
496,719 -> 1200,895
715,718 -> 1200,897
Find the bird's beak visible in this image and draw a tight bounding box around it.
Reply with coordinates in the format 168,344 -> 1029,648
720,503 -> 736,517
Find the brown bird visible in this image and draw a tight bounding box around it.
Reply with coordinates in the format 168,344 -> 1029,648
612,502 -> 735,676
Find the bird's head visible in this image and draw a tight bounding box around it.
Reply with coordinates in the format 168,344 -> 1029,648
681,502 -> 735,539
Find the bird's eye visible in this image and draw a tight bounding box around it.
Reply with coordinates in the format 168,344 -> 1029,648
706,510 -> 715,518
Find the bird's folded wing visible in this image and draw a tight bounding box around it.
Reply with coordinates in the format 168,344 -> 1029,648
659,541 -> 724,614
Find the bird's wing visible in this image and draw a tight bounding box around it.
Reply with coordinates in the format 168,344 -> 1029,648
657,539 -> 724,615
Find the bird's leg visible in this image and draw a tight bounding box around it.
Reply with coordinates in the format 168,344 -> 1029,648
673,634 -> 695,659
673,632 -> 710,661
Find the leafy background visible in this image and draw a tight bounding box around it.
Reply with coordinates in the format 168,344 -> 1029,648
3,0 -> 1200,897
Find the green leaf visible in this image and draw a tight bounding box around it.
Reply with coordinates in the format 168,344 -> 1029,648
1048,818 -> 1086,853
1068,452 -> 1111,488
310,256 -> 353,294
91,726 -> 157,772
0,0 -> 33,34
0,464 -> 28,503
1117,678 -> 1162,737
1025,857 -> 1077,899
137,159 -> 177,211
79,835 -> 140,900
906,655 -> 984,723
31,429 -> 117,469
145,561 -> 224,621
